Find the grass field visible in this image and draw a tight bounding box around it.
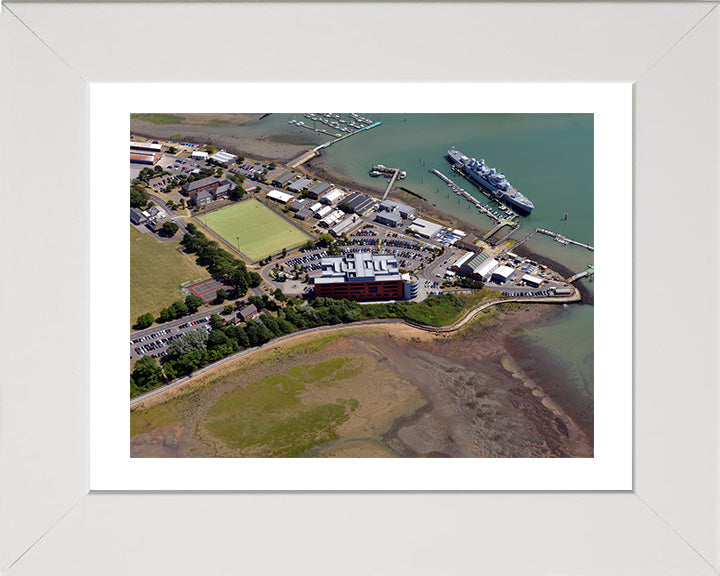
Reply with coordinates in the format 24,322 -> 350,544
131,226 -> 208,323
202,199 -> 311,261
131,113 -> 186,125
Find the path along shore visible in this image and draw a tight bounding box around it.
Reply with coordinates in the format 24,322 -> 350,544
130,288 -> 581,409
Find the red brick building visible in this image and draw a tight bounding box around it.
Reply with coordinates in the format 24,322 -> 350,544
313,253 -> 405,302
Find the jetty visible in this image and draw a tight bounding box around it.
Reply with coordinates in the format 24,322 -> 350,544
508,227 -> 594,252
537,229 -> 594,251
429,168 -> 510,224
381,169 -> 402,201
286,118 -> 382,168
568,265 -> 594,283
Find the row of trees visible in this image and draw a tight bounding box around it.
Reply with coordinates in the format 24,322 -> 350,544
180,224 -> 262,296
134,294 -> 205,329
131,291 -> 472,397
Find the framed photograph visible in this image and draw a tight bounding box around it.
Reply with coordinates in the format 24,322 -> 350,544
2,2 -> 718,575
91,83 -> 630,490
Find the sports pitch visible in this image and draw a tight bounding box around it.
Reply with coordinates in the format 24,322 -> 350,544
202,199 -> 311,261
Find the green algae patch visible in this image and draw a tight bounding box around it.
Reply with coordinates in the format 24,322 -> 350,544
131,400 -> 185,437
204,357 -> 361,456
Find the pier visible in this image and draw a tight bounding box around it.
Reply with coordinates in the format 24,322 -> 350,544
287,149 -> 319,169
429,168 -> 509,224
507,227 -> 594,253
381,169 -> 401,200
315,121 -> 382,150
536,229 -> 594,251
286,118 -> 382,168
568,265 -> 594,283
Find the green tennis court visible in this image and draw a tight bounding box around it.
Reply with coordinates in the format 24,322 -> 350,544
202,199 -> 310,261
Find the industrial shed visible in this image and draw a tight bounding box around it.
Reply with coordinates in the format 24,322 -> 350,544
491,265 -> 515,284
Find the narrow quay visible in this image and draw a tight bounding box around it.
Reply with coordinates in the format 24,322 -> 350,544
429,168 -> 512,224
537,229 -> 594,251
511,228 -> 594,252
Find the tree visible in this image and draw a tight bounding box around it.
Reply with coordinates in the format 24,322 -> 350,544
185,294 -> 203,313
204,145 -> 216,154
161,220 -> 180,237
282,247 -> 287,258
153,164 -> 163,172
130,186 -> 149,208
207,329 -> 231,350
318,233 -> 334,248
135,312 -> 154,329
338,201 -> 352,214
167,329 -> 209,357
130,356 -> 165,395
209,314 -> 225,330
214,288 -> 228,304
222,304 -> 234,315
170,300 -> 188,317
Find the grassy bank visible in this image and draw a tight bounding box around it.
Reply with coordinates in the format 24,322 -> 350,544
130,226 -> 209,323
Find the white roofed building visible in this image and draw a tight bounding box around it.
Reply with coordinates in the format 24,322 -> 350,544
209,149 -> 237,165
266,189 -> 295,204
321,189 -> 344,205
522,274 -> 543,287
491,265 -> 515,284
408,218 -> 443,239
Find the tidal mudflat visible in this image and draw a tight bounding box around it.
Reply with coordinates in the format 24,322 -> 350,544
131,304 -> 592,458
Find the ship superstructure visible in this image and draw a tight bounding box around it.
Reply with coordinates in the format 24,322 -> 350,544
447,148 -> 534,215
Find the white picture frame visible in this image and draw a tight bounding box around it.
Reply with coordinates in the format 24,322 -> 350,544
2,2 -> 718,575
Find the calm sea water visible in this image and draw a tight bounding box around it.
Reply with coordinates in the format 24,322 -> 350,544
207,113 -> 595,410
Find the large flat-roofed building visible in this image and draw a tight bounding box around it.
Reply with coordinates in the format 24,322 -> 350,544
491,265 -> 515,284
314,253 -> 404,301
130,141 -> 162,153
209,149 -> 237,165
408,218 -> 443,239
190,150 -> 209,161
521,274 -> 543,287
